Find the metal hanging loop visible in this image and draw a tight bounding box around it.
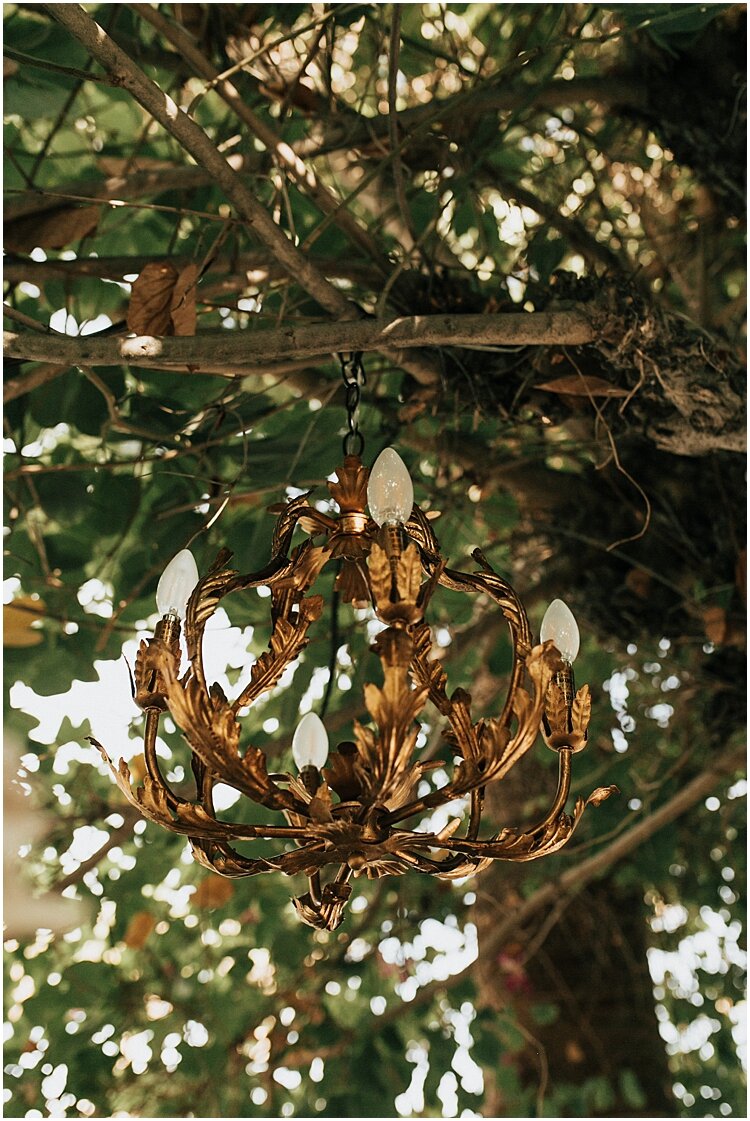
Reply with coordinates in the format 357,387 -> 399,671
338,351 -> 366,458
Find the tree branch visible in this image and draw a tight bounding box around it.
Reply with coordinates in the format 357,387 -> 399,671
5,165 -> 241,222
484,746 -> 745,959
133,4 -> 394,279
293,75 -> 649,159
4,310 -> 594,372
3,250 -> 380,287
44,3 -> 355,322
45,4 -> 445,389
406,745 -> 745,1012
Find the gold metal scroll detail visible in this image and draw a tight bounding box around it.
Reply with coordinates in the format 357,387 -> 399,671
95,456 -> 615,931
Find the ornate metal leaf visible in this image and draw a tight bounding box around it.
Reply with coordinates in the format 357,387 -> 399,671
324,745 -> 362,801
327,455 -> 369,512
232,593 -> 323,712
444,687 -> 480,759
367,541 -> 392,609
544,681 -> 570,736
395,543 -> 422,605
335,558 -> 370,605
185,549 -> 237,670
572,684 -> 592,736
586,784 -> 619,807
410,622 -> 450,713
271,492 -> 315,558
308,782 -> 335,823
293,893 -> 329,929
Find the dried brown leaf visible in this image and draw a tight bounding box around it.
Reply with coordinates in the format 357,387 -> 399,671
191,875 -> 234,910
123,910 -> 156,949
537,374 -> 628,398
702,605 -> 727,644
127,262 -> 179,335
5,206 -> 100,253
170,263 -> 199,336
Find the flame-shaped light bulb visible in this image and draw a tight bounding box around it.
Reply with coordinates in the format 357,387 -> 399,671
156,549 -> 199,620
292,712 -> 330,771
540,598 -> 580,664
367,447 -> 414,526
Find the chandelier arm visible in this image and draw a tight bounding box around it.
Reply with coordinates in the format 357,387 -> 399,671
526,747 -> 573,835
229,590 -> 324,715
93,732 -> 317,842
190,836 -> 331,878
396,749 -> 575,869
156,640 -> 308,814
142,708 -> 181,812
385,639 -> 556,826
439,565 -> 532,731
308,871 -> 323,907
184,550 -> 239,698
466,786 -> 485,842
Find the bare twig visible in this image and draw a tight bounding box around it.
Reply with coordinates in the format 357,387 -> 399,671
386,10 -> 417,250
134,4 -> 392,278
44,3 -> 355,321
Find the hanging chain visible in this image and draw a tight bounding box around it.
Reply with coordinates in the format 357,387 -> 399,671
338,351 -> 366,457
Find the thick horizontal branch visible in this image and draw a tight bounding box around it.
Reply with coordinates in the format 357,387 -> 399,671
3,311 -> 595,372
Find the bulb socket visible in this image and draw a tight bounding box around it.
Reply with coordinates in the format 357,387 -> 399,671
380,523 -> 405,570
300,765 -> 322,795
154,611 -> 181,645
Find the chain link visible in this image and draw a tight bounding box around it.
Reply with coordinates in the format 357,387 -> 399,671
338,351 -> 366,457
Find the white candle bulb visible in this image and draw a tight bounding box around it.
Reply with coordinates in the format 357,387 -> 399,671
540,598 -> 580,664
292,712 -> 330,771
367,447 -> 414,526
156,549 -> 199,620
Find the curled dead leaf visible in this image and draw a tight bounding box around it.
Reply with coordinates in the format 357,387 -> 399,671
702,605 -> 727,645
126,261 -> 199,337
170,264 -> 199,336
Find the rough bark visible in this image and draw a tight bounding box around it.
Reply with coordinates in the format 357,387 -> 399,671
476,878 -> 677,1117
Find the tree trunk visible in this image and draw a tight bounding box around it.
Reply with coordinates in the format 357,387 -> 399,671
475,866 -> 675,1117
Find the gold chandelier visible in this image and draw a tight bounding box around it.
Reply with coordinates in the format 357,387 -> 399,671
95,355 -> 616,932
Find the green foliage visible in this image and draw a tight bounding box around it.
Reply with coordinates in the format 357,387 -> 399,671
3,2 -> 745,1119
